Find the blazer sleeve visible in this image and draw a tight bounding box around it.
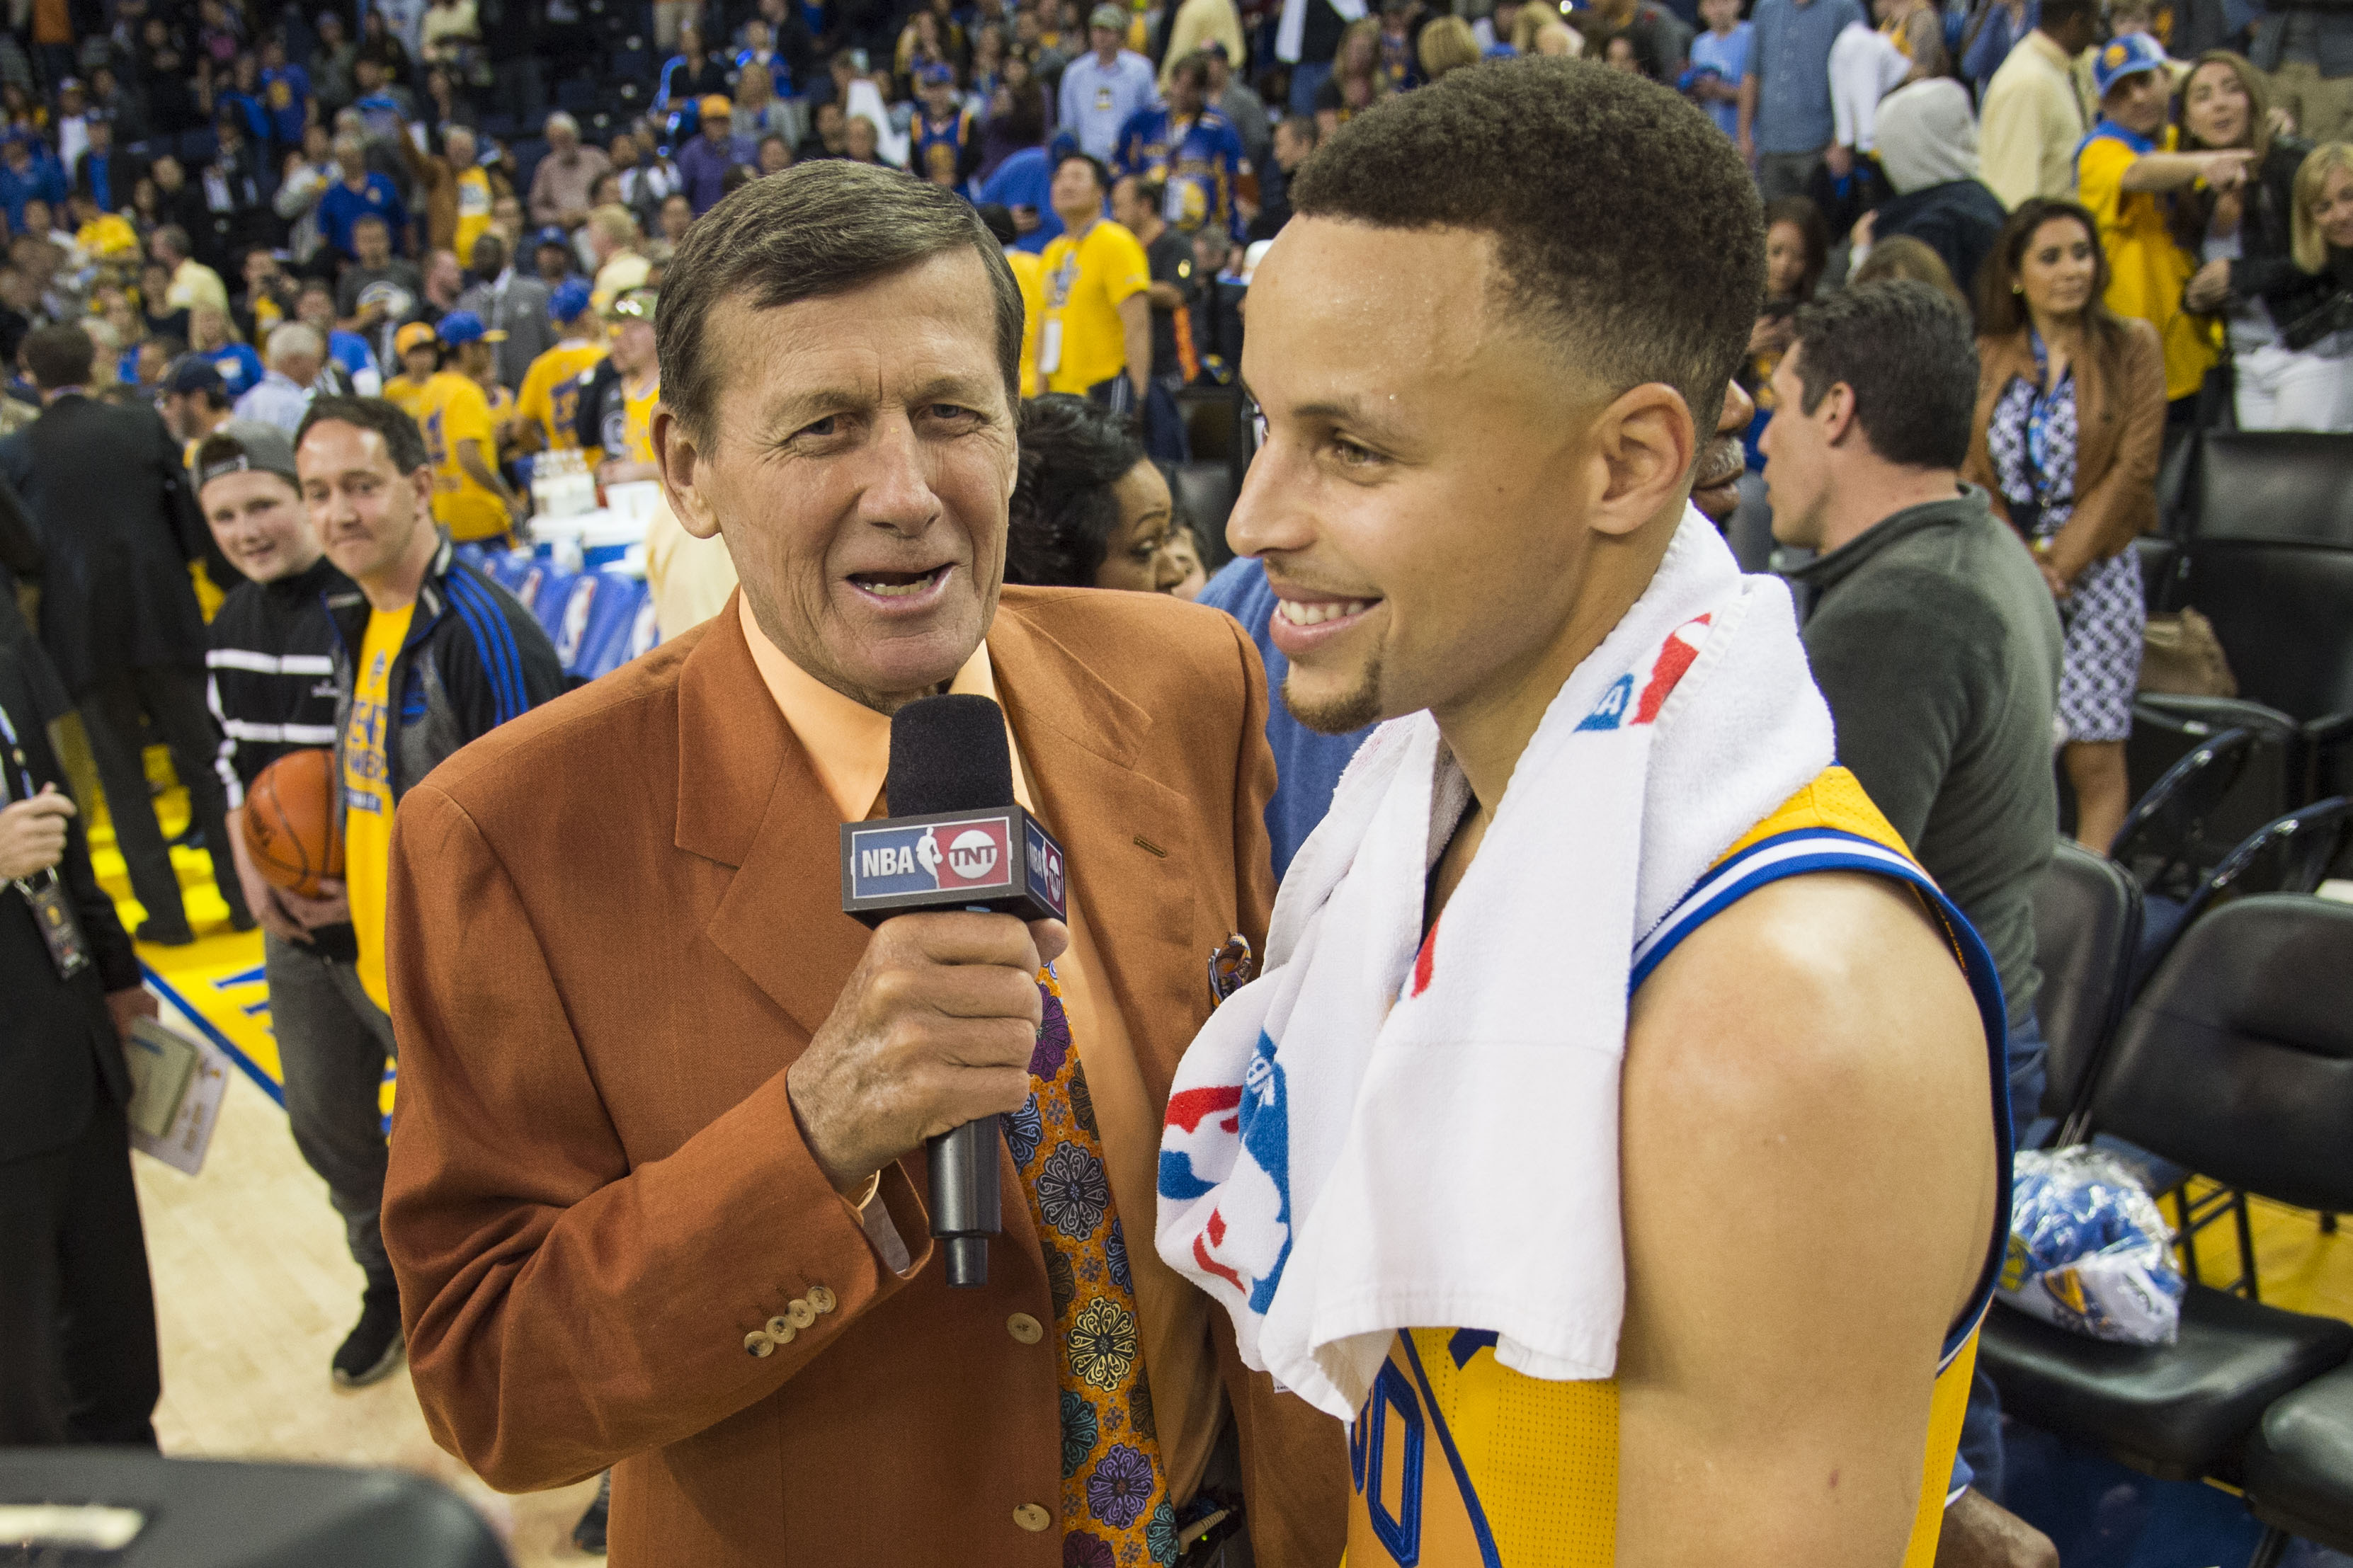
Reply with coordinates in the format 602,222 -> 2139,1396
2052,320 -> 2165,577
381,783 -> 933,1492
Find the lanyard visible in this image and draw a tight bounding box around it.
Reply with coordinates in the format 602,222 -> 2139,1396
0,699 -> 33,803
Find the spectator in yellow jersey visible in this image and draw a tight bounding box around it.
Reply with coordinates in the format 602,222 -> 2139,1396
2077,33 -> 2252,411
443,309 -> 520,458
404,313 -> 522,542
382,321 -> 440,422
513,280 -> 608,455
980,203 -> 1046,396
446,126 -> 495,266
1038,150 -> 1151,411
571,288 -> 662,484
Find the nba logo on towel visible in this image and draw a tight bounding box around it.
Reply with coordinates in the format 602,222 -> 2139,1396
1161,1035 -> 1296,1314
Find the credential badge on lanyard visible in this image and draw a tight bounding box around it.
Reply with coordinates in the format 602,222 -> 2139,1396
1,703 -> 93,980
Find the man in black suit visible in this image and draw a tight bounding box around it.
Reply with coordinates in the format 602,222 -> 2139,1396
0,325 -> 252,945
0,639 -> 162,1447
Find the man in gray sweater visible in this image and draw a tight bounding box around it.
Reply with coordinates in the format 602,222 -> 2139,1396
1761,280 -> 2063,1568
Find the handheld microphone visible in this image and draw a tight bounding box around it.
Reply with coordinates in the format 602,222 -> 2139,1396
841,694 -> 1068,1288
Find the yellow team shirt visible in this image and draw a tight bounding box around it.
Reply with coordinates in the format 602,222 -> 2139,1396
1345,770 -> 1999,1568
342,602 -> 414,1012
1008,248 -> 1045,400
411,370 -> 513,542
2078,127 -> 2218,401
1038,219 -> 1150,396
453,166 -> 494,264
383,373 -> 433,423
515,340 -> 608,452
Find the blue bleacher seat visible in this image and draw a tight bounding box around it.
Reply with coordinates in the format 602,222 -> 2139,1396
568,571 -> 653,677
481,548 -> 535,597
515,561 -> 578,626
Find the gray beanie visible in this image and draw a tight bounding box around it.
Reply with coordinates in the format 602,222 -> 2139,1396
193,419 -> 302,496
1875,78 -> 1981,195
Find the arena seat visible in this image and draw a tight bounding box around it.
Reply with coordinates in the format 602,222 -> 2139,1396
1981,896 -> 2353,1483
2030,840 -> 2142,1145
2242,1363 -> 2353,1564
2126,696 -> 2301,854
479,549 -> 535,597
577,582 -> 661,680
513,561 -> 579,630
2180,544 -> 2353,801
2112,724 -> 2264,908
1171,462 -> 1236,548
554,570 -> 651,678
0,1449 -> 511,1566
2131,799 -> 2352,990
2176,431 -> 2353,551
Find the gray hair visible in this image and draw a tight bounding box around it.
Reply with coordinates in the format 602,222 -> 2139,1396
267,323 -> 325,366
656,162 -> 1024,443
545,111 -> 580,138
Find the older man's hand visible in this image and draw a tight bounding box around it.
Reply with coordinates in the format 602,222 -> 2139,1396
787,910 -> 1071,1196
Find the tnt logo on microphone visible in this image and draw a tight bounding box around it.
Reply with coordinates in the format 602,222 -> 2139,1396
933,820 -> 1009,890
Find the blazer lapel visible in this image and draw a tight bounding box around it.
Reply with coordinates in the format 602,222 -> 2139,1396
674,602 -> 874,1041
988,599 -> 1203,1113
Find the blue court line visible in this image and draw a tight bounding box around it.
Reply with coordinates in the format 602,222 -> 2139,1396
141,962 -> 285,1109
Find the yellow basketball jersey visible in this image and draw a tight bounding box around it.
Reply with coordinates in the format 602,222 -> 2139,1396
1344,767 -> 2007,1568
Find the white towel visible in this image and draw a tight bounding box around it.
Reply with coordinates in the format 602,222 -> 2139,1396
1155,509 -> 1836,1421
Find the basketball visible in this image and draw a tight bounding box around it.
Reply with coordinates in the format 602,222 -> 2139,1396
242,749 -> 345,900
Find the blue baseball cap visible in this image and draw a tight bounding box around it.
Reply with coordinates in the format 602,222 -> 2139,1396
549,278 -> 593,324
435,309 -> 506,345
532,224 -> 572,253
2092,32 -> 2168,98
916,61 -> 954,86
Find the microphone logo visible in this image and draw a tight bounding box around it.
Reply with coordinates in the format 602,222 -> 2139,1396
945,828 -> 1001,882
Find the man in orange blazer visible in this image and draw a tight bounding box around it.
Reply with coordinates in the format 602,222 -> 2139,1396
380,163 -> 1348,1565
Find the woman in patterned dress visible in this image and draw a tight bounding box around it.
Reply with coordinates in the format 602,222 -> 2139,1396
1964,198 -> 2169,852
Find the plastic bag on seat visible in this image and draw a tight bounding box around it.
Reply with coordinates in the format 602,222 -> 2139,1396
1998,1146 -> 2186,1346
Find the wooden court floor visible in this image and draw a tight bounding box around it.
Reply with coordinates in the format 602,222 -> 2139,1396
90,780 -> 2353,1563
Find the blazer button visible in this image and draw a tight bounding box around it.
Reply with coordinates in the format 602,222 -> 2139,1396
807,1285 -> 838,1314
1007,1312 -> 1044,1344
765,1317 -> 798,1344
785,1298 -> 818,1330
1013,1504 -> 1053,1533
743,1330 -> 775,1358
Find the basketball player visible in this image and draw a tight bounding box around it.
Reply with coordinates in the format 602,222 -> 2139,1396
194,420 -> 409,1386
1163,60 -> 2007,1567
290,396 -> 564,1383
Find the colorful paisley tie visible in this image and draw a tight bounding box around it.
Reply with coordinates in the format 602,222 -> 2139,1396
1008,966 -> 1180,1568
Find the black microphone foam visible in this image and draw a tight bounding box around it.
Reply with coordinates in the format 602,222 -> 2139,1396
886,693 -> 1015,816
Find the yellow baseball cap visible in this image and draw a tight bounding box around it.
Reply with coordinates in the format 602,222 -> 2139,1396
394,321 -> 438,355
700,93 -> 734,120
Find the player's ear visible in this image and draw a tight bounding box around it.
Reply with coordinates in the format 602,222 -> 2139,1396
1586,382 -> 1698,539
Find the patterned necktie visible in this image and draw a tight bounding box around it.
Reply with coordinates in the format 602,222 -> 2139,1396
1008,967 -> 1180,1568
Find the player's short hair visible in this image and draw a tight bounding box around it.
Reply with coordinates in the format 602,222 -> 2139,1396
297,394 -> 431,476
657,162 -> 1022,443
1288,57 -> 1764,432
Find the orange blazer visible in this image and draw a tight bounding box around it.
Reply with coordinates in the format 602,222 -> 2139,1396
1962,316 -> 2167,581
380,587 -> 1348,1567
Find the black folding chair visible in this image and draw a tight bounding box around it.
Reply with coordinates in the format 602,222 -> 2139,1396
2243,1363 -> 2353,1567
2112,724 -> 2261,908
2131,797 -> 2353,992
1979,896 -> 2353,1486
2030,840 -> 2143,1148
0,1450 -> 510,1566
